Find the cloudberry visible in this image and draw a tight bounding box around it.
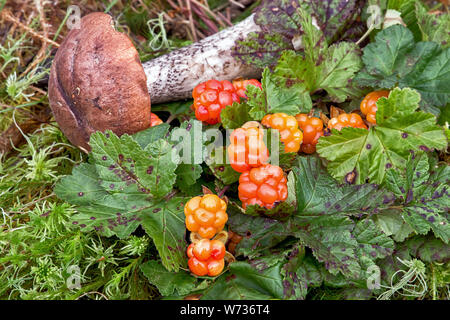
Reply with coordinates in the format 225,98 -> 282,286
184,194 -> 228,239
232,79 -> 262,98
262,113 -> 303,153
187,239 -> 225,277
360,90 -> 390,124
192,80 -> 240,125
227,124 -> 269,173
328,113 -> 368,131
238,164 -> 288,209
295,113 -> 324,154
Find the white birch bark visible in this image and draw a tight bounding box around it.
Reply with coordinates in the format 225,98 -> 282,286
143,14 -> 261,104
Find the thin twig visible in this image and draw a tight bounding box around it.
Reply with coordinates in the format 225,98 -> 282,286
185,0 -> 198,42
229,0 -> 246,9
0,10 -> 59,48
191,0 -> 227,28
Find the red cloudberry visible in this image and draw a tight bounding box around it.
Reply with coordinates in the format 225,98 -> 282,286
192,80 -> 240,125
238,164 -> 288,209
295,113 -> 324,154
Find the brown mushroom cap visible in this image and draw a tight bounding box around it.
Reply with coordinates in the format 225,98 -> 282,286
48,12 -> 151,152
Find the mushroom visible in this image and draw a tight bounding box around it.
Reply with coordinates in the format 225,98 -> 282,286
48,12 -> 260,151
48,12 -> 152,152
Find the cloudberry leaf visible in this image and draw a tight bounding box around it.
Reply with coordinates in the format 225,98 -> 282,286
317,88 -> 447,184
199,261 -> 283,300
414,2 -> 450,49
55,131 -> 186,271
373,209 -> 414,242
355,25 -> 450,114
273,12 -> 362,104
232,0 -> 364,68
175,164 -> 202,193
385,152 -> 450,243
132,123 -> 170,149
293,156 -> 394,216
140,260 -> 197,296
227,205 -> 291,259
291,157 -> 395,278
220,101 -> 252,130
246,68 -> 305,120
377,235 -> 450,287
282,251 -> 322,300
54,163 -> 108,205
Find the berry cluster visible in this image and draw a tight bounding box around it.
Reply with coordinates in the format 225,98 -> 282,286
295,114 -> 324,154
262,113 -> 303,153
184,194 -> 228,239
327,113 -> 368,131
226,120 -> 289,210
238,164 -> 288,209
187,239 -> 226,277
360,90 -> 390,124
184,194 -> 229,277
227,124 -> 269,173
192,79 -> 261,125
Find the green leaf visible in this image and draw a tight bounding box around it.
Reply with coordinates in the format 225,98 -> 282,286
220,101 -> 252,129
244,202 -> 296,221
233,32 -> 293,69
247,68 -> 303,120
402,236 -> 450,263
88,131 -> 179,199
291,156 -> 395,278
138,139 -> 179,199
175,164 -> 202,193
282,248 -> 323,300
317,88 -> 447,184
294,156 -> 395,216
140,260 -> 197,296
317,42 -> 363,102
59,193 -> 188,270
385,152 -> 450,243
54,163 -> 108,205
355,25 -> 450,113
292,215 -> 361,278
205,147 -> 240,185
200,261 -> 284,300
55,131 -> 186,271
415,2 -> 450,48
373,209 -> 413,242
274,42 -> 362,104
139,197 -> 188,270
398,0 -> 422,41
377,235 -> 450,286
232,0 -> 365,68
353,219 -> 395,260
170,120 -> 204,166
227,205 -> 291,259
132,123 -> 170,149
229,261 -> 284,299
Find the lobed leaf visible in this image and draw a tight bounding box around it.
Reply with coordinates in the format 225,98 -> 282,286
317,88 -> 447,184
140,260 -> 197,296
355,25 -> 450,114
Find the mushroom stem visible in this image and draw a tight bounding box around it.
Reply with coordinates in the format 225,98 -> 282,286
143,14 -> 260,104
